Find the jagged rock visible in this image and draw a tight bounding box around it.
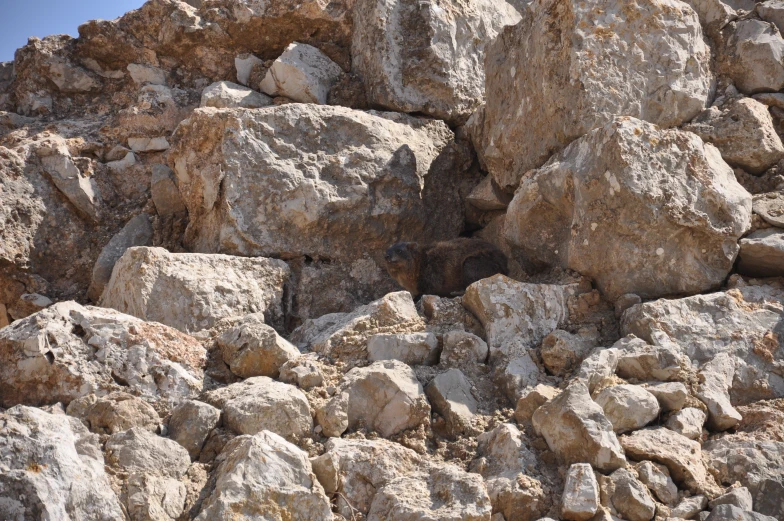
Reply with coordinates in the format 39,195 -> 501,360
126,472 -> 186,521
514,384 -> 559,424
101,247 -> 290,333
720,20 -> 784,94
127,136 -> 169,153
753,192 -> 784,228
311,438 -> 422,518
562,463 -> 600,521
0,301 -> 205,408
105,427 -> 190,478
127,64 -> 166,85
532,380 -> 626,472
636,461 -> 679,506
578,348 -> 621,393
366,463 -> 493,521
199,80 -> 272,109
66,392 -> 159,435
504,118 -> 751,300
467,176 -> 513,211
759,0 -> 784,33
167,400 -> 221,461
234,53 -> 264,86
594,385 -> 660,434
37,136 -> 101,222
695,352 -> 743,431
708,487 -> 753,511
540,329 -> 599,376
202,377 -> 312,440
7,293 -> 53,321
368,332 -> 440,366
738,229 -> 784,277
150,165 -> 187,217
87,213 -> 153,302
611,468 -> 657,521
425,368 -> 478,437
706,505 -> 777,521
477,0 -> 712,190
279,357 -> 324,389
644,382 -> 690,412
684,97 -> 784,174
194,431 -> 332,521
291,291 -> 424,362
260,42 -> 343,104
666,408 -> 707,440
614,336 -> 684,382
681,0 -> 737,37
441,330 -> 489,366
352,0 -> 520,125
217,313 -> 300,378
317,360 -> 430,438
672,495 -> 708,520
495,349 -> 544,402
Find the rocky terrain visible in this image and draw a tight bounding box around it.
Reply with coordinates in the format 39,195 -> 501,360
1,0 -> 784,520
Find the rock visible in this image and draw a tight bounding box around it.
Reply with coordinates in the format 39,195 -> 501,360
695,352 -> 743,431
578,348 -> 621,393
352,0 -> 520,125
721,20 -> 784,94
620,428 -> 717,495
315,391 -> 349,438
169,105 -> 470,261
504,118 -> 751,300
105,427 -> 190,479
684,97 -> 784,174
66,392 -> 159,435
87,214 -> 153,302
759,0 -> 784,34
0,405 -> 125,521
467,176 -> 513,211
666,408 -> 707,440
477,0 -> 712,190
682,0 -> 737,37
46,57 -> 98,93
150,165 -> 187,217
318,360 -> 430,438
291,291 -> 424,362
616,294 -> 643,318
708,487 -> 754,511
562,463 -> 600,521
753,192 -> 784,228
168,400 -> 221,460
0,301 -> 205,408
234,54 -> 264,87
260,42 -> 342,104
514,384 -> 559,424
6,293 -> 53,321
441,330 -> 489,366
368,332 -> 440,366
463,275 -> 582,359
496,350 -> 544,402
738,229 -> 784,277
594,385 -> 661,434
425,368 -> 479,437
672,495 -> 708,519
706,505 -> 777,521
194,431 -> 332,521
37,137 -> 101,222
645,382 -> 690,412
127,136 -> 170,153
128,64 -> 166,85
366,463 -> 493,521
202,377 -> 312,440
100,247 -> 290,333
200,80 -> 272,108
532,380 -> 626,472
107,151 -> 136,171
217,313 -> 300,378
615,336 -> 684,382
126,472 -> 186,521
611,468 -> 657,521
540,329 -> 599,376
636,461 -> 679,506
279,357 -> 324,389
752,92 -> 784,109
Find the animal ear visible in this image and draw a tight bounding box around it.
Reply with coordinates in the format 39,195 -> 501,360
405,242 -> 418,251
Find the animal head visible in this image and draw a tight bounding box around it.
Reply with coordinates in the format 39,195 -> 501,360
384,242 -> 419,267
383,242 -> 422,294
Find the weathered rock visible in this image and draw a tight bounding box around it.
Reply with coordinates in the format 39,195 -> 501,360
514,384 -> 559,424
636,461 -> 679,506
753,192 -> 784,229
203,377 -> 312,440
66,392 -> 159,435
562,463 -> 600,521
150,165 -> 187,217
279,356 -> 324,389
495,349 -> 544,402
167,400 -> 221,460
105,427 -> 190,479
478,0 -> 713,190
695,352 -> 743,431
101,247 -> 290,333
708,487 -> 753,511
615,336 -> 684,382
127,136 -> 169,153
540,329 -> 599,376
37,136 -> 101,222
532,380 -> 626,472
706,505 -> 777,521
199,80 -> 272,109
684,97 -> 784,174
0,301 -> 205,408
127,64 -> 166,85
6,293 -> 53,321
682,0 -> 737,37
666,408 -> 707,440
217,313 -> 300,378
194,431 -> 332,521
721,20 -> 784,94
611,468 -> 657,521
738,229 -> 784,277
759,0 -> 784,34
644,382 -> 690,412
126,472 -> 186,521
426,368 -> 478,437
368,332 -> 440,366
234,53 -> 264,87
441,330 -> 489,366
467,176 -> 513,211
260,42 -> 343,104
672,495 -> 708,520
352,0 -> 520,125
578,347 -> 621,393
594,385 -> 660,434
0,405 -> 125,521
504,118 -> 751,300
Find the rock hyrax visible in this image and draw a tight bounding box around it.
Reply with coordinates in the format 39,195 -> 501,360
384,238 -> 509,297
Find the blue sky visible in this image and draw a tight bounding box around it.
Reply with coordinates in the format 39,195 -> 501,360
0,0 -> 145,62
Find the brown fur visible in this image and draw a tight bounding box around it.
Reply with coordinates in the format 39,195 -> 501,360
384,238 -> 509,297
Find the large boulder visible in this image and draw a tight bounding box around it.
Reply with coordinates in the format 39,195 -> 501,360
0,301 -> 205,408
100,247 -> 290,333
504,117 -> 751,300
476,0 -> 713,190
352,0 -> 520,125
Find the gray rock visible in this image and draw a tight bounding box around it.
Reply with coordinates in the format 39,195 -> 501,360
128,137 -> 170,153
666,408 -> 707,440
200,80 -> 272,108
128,64 -> 166,85
753,191 -> 784,229
38,138 -> 101,222
637,461 -> 679,506
562,463 -> 600,521
168,400 -> 221,460
260,42 -> 342,104
66,392 -> 159,435
425,368 -> 479,437
695,352 -> 743,431
540,329 -> 599,376
7,293 -> 53,321
578,347 -> 621,393
611,468 -> 657,521
615,336 -> 684,382
738,229 -> 784,277
441,330 -> 489,366
759,0 -> 784,34
234,53 -> 264,86
279,357 -> 325,389
368,332 -> 440,366
645,382 -> 690,412
105,427 -> 190,479
594,384 -> 660,434
150,165 -> 187,217
706,505 -> 777,521
495,350 -> 544,402
708,487 -> 753,511
218,313 -> 300,378
127,472 -> 186,521
721,20 -> 784,94
671,495 -> 708,520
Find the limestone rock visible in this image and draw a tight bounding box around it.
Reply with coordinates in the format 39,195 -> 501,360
478,0 -> 713,190
167,400 -> 221,460
37,137 -> 101,222
194,431 -> 332,521
672,495 -> 708,520
514,384 -> 559,424
217,313 -> 300,378
0,301 -> 205,408
66,392 -> 159,435
441,330 -> 489,366
504,118 -> 751,300
199,80 -> 272,109
234,53 -> 264,86
126,472 -> 186,521
684,97 -> 784,174
562,463 -> 600,521
279,357 -> 325,389
260,42 -> 343,104
682,0 -> 737,37
594,385 -> 660,434
611,469 -> 657,521
352,0 -> 520,125
101,247 -> 290,333
467,176 -> 513,211
708,487 -> 753,511
752,192 -> 784,228
105,427 -> 190,479
495,349 -> 544,402
127,137 -> 169,153
202,377 -> 312,440
738,229 -> 784,277
615,336 -> 684,382
540,329 -> 599,376
636,461 -> 679,506
578,348 -> 621,393
645,382 -> 690,412
721,20 -> 784,94
532,380 -> 626,472
706,505 -> 777,521
425,368 -> 479,437
6,293 -> 53,321
150,165 -> 187,217
368,332 -> 440,366
666,408 -> 707,440
696,352 -> 743,431
759,0 -> 784,34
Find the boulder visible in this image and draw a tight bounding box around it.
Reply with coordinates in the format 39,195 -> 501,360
636,461 -> 679,506
0,405 -> 125,521
441,330 -> 489,366
532,380 -> 626,472
738,229 -> 784,277
425,368 -> 479,437
708,487 -> 754,511
610,468 -> 657,521
594,385 -> 661,434
615,336 -> 684,382
126,472 -> 186,521
0,301 -> 205,408
561,463 -> 600,521
217,313 -> 300,378
199,80 -> 272,109
706,505 -> 777,521
695,352 -> 743,431
578,347 -> 621,393
477,0 -> 712,190
540,329 -> 599,376
37,137 -> 101,222
279,356 -> 325,389
260,42 -> 343,104
666,408 -> 707,440
645,382 -> 690,412
720,20 -> 784,94
671,495 -> 708,520
504,118 -> 751,300
352,0 -> 520,125
167,400 -> 221,460
495,350 -> 544,402
368,332 -> 440,366
514,384 -> 559,424
752,191 -> 784,229
194,431 -> 332,521
150,165 -> 187,217
759,0 -> 784,34
203,377 -> 312,440
100,247 -> 290,333
66,392 -> 159,435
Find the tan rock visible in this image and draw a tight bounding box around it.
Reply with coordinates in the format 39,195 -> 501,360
66,392 -> 159,435
425,368 -> 479,437
738,229 -> 784,277
562,463 -> 600,521
260,42 -> 343,104
720,20 -> 784,94
217,313 -> 300,378
595,385 -> 660,434
167,400 -> 221,460
199,80 -> 272,109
